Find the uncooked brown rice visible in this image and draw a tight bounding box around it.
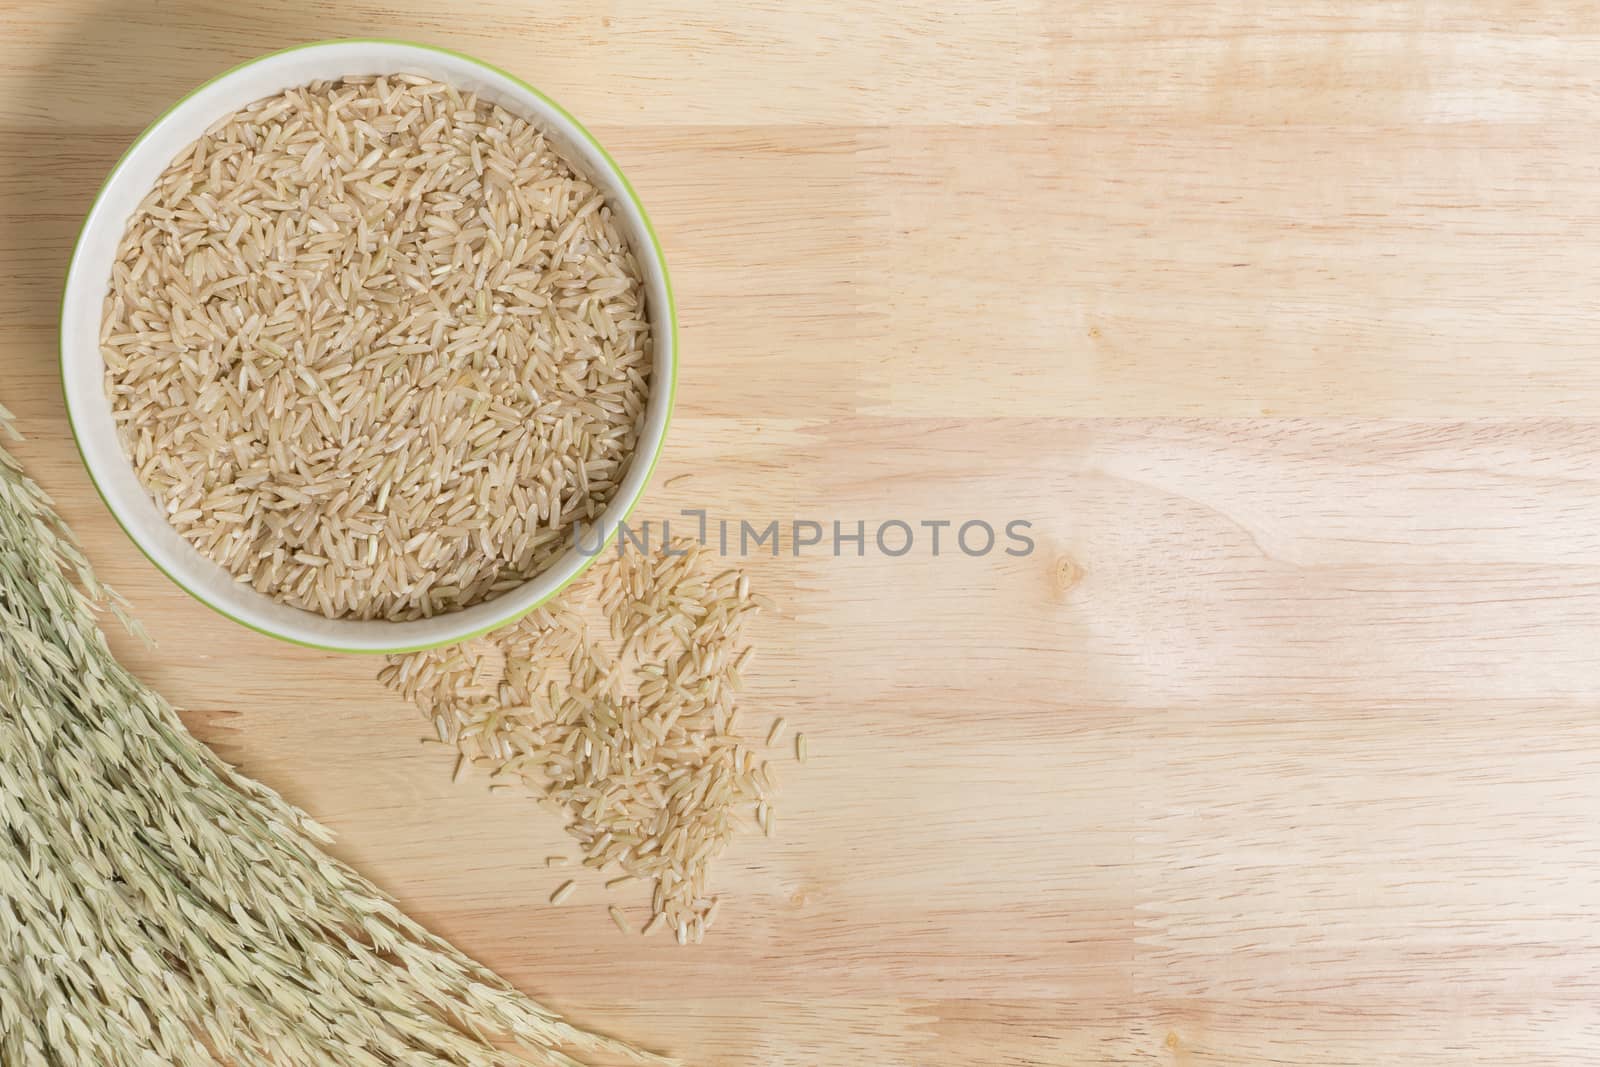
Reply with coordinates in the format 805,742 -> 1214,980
101,76 -> 651,620
381,540 -> 791,942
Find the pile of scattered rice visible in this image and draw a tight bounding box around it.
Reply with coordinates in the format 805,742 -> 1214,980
381,542 -> 789,944
101,76 -> 651,620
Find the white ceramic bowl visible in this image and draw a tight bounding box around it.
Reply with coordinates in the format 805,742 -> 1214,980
60,39 -> 676,654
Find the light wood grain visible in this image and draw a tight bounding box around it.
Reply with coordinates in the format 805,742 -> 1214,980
6,3 -> 1600,1064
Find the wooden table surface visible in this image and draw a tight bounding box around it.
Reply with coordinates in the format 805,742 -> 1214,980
7,4 -> 1600,1065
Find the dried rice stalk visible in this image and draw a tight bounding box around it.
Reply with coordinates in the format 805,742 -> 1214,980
384,541 -> 784,942
101,76 -> 651,621
0,411 -> 664,1065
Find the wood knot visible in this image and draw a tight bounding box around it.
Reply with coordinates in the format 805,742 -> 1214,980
1054,556 -> 1084,594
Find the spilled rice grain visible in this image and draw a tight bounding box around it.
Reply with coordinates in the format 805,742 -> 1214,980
385,540 -> 791,942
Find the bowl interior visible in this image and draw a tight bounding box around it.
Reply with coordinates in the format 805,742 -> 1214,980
60,41 -> 674,653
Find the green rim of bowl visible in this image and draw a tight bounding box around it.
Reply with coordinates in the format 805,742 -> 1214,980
58,38 -> 678,654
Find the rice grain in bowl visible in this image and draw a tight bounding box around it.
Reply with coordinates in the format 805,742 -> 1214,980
60,40 -> 676,653
104,77 -> 649,622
